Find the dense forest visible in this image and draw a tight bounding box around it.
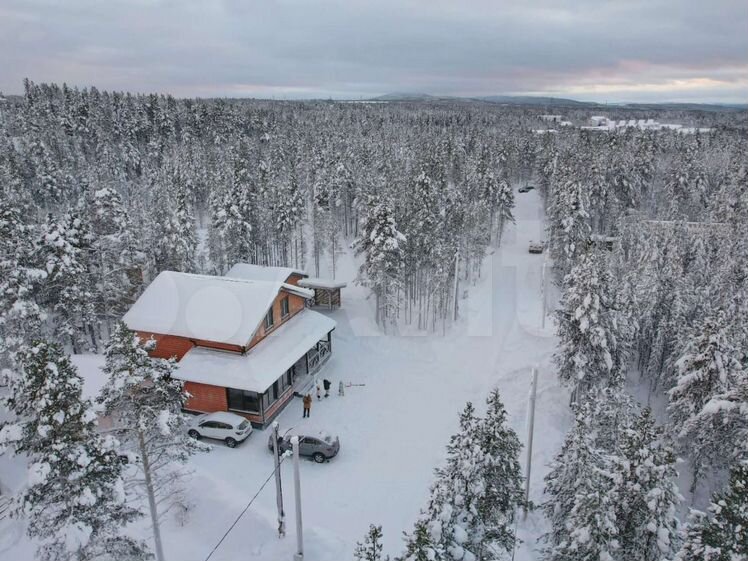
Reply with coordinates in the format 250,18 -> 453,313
1,81 -> 747,561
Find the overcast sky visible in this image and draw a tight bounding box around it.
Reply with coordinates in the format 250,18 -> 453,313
1,0 -> 747,103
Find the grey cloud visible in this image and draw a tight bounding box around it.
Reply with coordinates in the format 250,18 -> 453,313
1,0 -> 746,102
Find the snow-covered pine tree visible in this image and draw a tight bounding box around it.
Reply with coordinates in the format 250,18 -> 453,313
678,367 -> 748,484
675,462 -> 748,561
354,194 -> 406,328
0,200 -> 45,370
98,322 -> 206,561
616,408 -> 682,561
355,524 -> 390,561
151,181 -> 197,273
475,388 -> 524,558
668,309 -> 743,483
209,151 -> 256,270
0,341 -> 147,561
555,250 -> 624,404
542,406 -> 619,561
399,520 -> 443,561
419,402 -> 485,560
82,186 -> 144,335
547,170 -> 592,279
36,212 -> 96,353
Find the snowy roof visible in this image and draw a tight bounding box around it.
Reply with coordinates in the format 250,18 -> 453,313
297,277 -> 348,290
225,263 -> 307,284
123,271 -> 310,347
174,310 -> 336,392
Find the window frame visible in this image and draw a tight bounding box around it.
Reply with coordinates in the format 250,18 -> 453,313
281,296 -> 290,318
264,307 -> 275,330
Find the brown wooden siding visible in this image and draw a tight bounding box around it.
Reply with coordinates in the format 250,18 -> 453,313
183,381 -> 228,413
286,273 -> 305,286
247,290 -> 307,350
136,332 -> 195,360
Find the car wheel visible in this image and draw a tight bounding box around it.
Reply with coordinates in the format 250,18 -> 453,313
188,430 -> 201,440
225,437 -> 237,448
312,452 -> 325,463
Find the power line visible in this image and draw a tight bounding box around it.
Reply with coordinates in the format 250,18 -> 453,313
203,455 -> 288,561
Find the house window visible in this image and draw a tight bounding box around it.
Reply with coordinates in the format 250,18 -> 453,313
281,297 -> 290,318
264,308 -> 275,330
227,388 -> 261,414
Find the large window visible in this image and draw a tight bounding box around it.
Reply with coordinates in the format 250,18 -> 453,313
264,308 -> 275,330
227,388 -> 261,414
281,296 -> 290,318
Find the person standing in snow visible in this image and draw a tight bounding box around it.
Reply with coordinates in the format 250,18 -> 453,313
303,393 -> 312,418
316,382 -> 322,400
323,378 -> 331,397
339,380 -> 345,396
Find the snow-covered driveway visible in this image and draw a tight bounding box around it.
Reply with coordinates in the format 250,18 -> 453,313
160,189 -> 571,561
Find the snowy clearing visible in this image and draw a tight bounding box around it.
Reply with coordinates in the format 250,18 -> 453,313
0,189 -> 570,561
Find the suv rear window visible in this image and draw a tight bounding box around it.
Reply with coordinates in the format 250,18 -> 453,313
238,420 -> 249,430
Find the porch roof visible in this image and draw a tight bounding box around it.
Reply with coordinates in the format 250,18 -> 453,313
173,310 -> 336,393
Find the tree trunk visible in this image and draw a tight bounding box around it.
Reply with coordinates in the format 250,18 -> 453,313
138,429 -> 165,561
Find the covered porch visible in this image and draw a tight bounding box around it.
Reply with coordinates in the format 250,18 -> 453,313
175,311 -> 336,427
297,277 -> 347,309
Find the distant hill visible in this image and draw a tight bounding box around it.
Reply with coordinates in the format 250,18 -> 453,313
368,92 -> 746,112
476,95 -> 600,108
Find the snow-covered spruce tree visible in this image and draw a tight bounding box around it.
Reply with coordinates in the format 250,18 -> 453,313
616,408 -> 681,561
668,309 -> 743,483
542,407 -> 619,561
675,462 -> 748,561
355,524 -> 390,561
399,520 -> 444,561
98,322 -> 206,561
542,404 -> 618,561
0,341 -> 147,561
36,212 -> 96,353
678,368 -> 748,484
418,402 -> 485,561
0,200 -> 45,370
151,183 -> 197,273
475,388 -> 524,558
354,195 -> 406,328
82,186 -> 144,335
554,250 -> 624,404
547,171 -> 592,279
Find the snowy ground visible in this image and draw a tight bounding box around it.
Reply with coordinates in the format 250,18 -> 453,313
0,189 -> 573,561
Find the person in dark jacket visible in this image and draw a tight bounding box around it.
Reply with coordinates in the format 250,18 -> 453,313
323,379 -> 331,397
303,393 -> 312,418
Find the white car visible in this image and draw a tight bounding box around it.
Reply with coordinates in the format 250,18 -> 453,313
188,412 -> 253,448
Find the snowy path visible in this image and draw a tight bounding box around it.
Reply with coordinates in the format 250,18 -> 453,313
0,189 -> 572,561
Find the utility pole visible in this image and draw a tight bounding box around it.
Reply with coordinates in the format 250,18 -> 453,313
523,366 -> 539,520
453,251 -> 460,321
291,436 -> 304,561
272,422 -> 286,538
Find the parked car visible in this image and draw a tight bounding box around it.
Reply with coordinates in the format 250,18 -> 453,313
528,240 -> 545,254
518,184 -> 535,193
188,412 -> 253,448
268,431 -> 340,463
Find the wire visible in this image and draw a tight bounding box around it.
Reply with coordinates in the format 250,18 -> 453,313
203,455 -> 288,561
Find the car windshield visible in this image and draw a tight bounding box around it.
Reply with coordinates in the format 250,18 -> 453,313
238,420 -> 249,430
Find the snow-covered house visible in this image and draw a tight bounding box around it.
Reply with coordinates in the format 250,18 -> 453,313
123,269 -> 336,427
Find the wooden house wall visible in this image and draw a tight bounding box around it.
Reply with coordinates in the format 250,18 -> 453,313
246,290 -> 307,350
